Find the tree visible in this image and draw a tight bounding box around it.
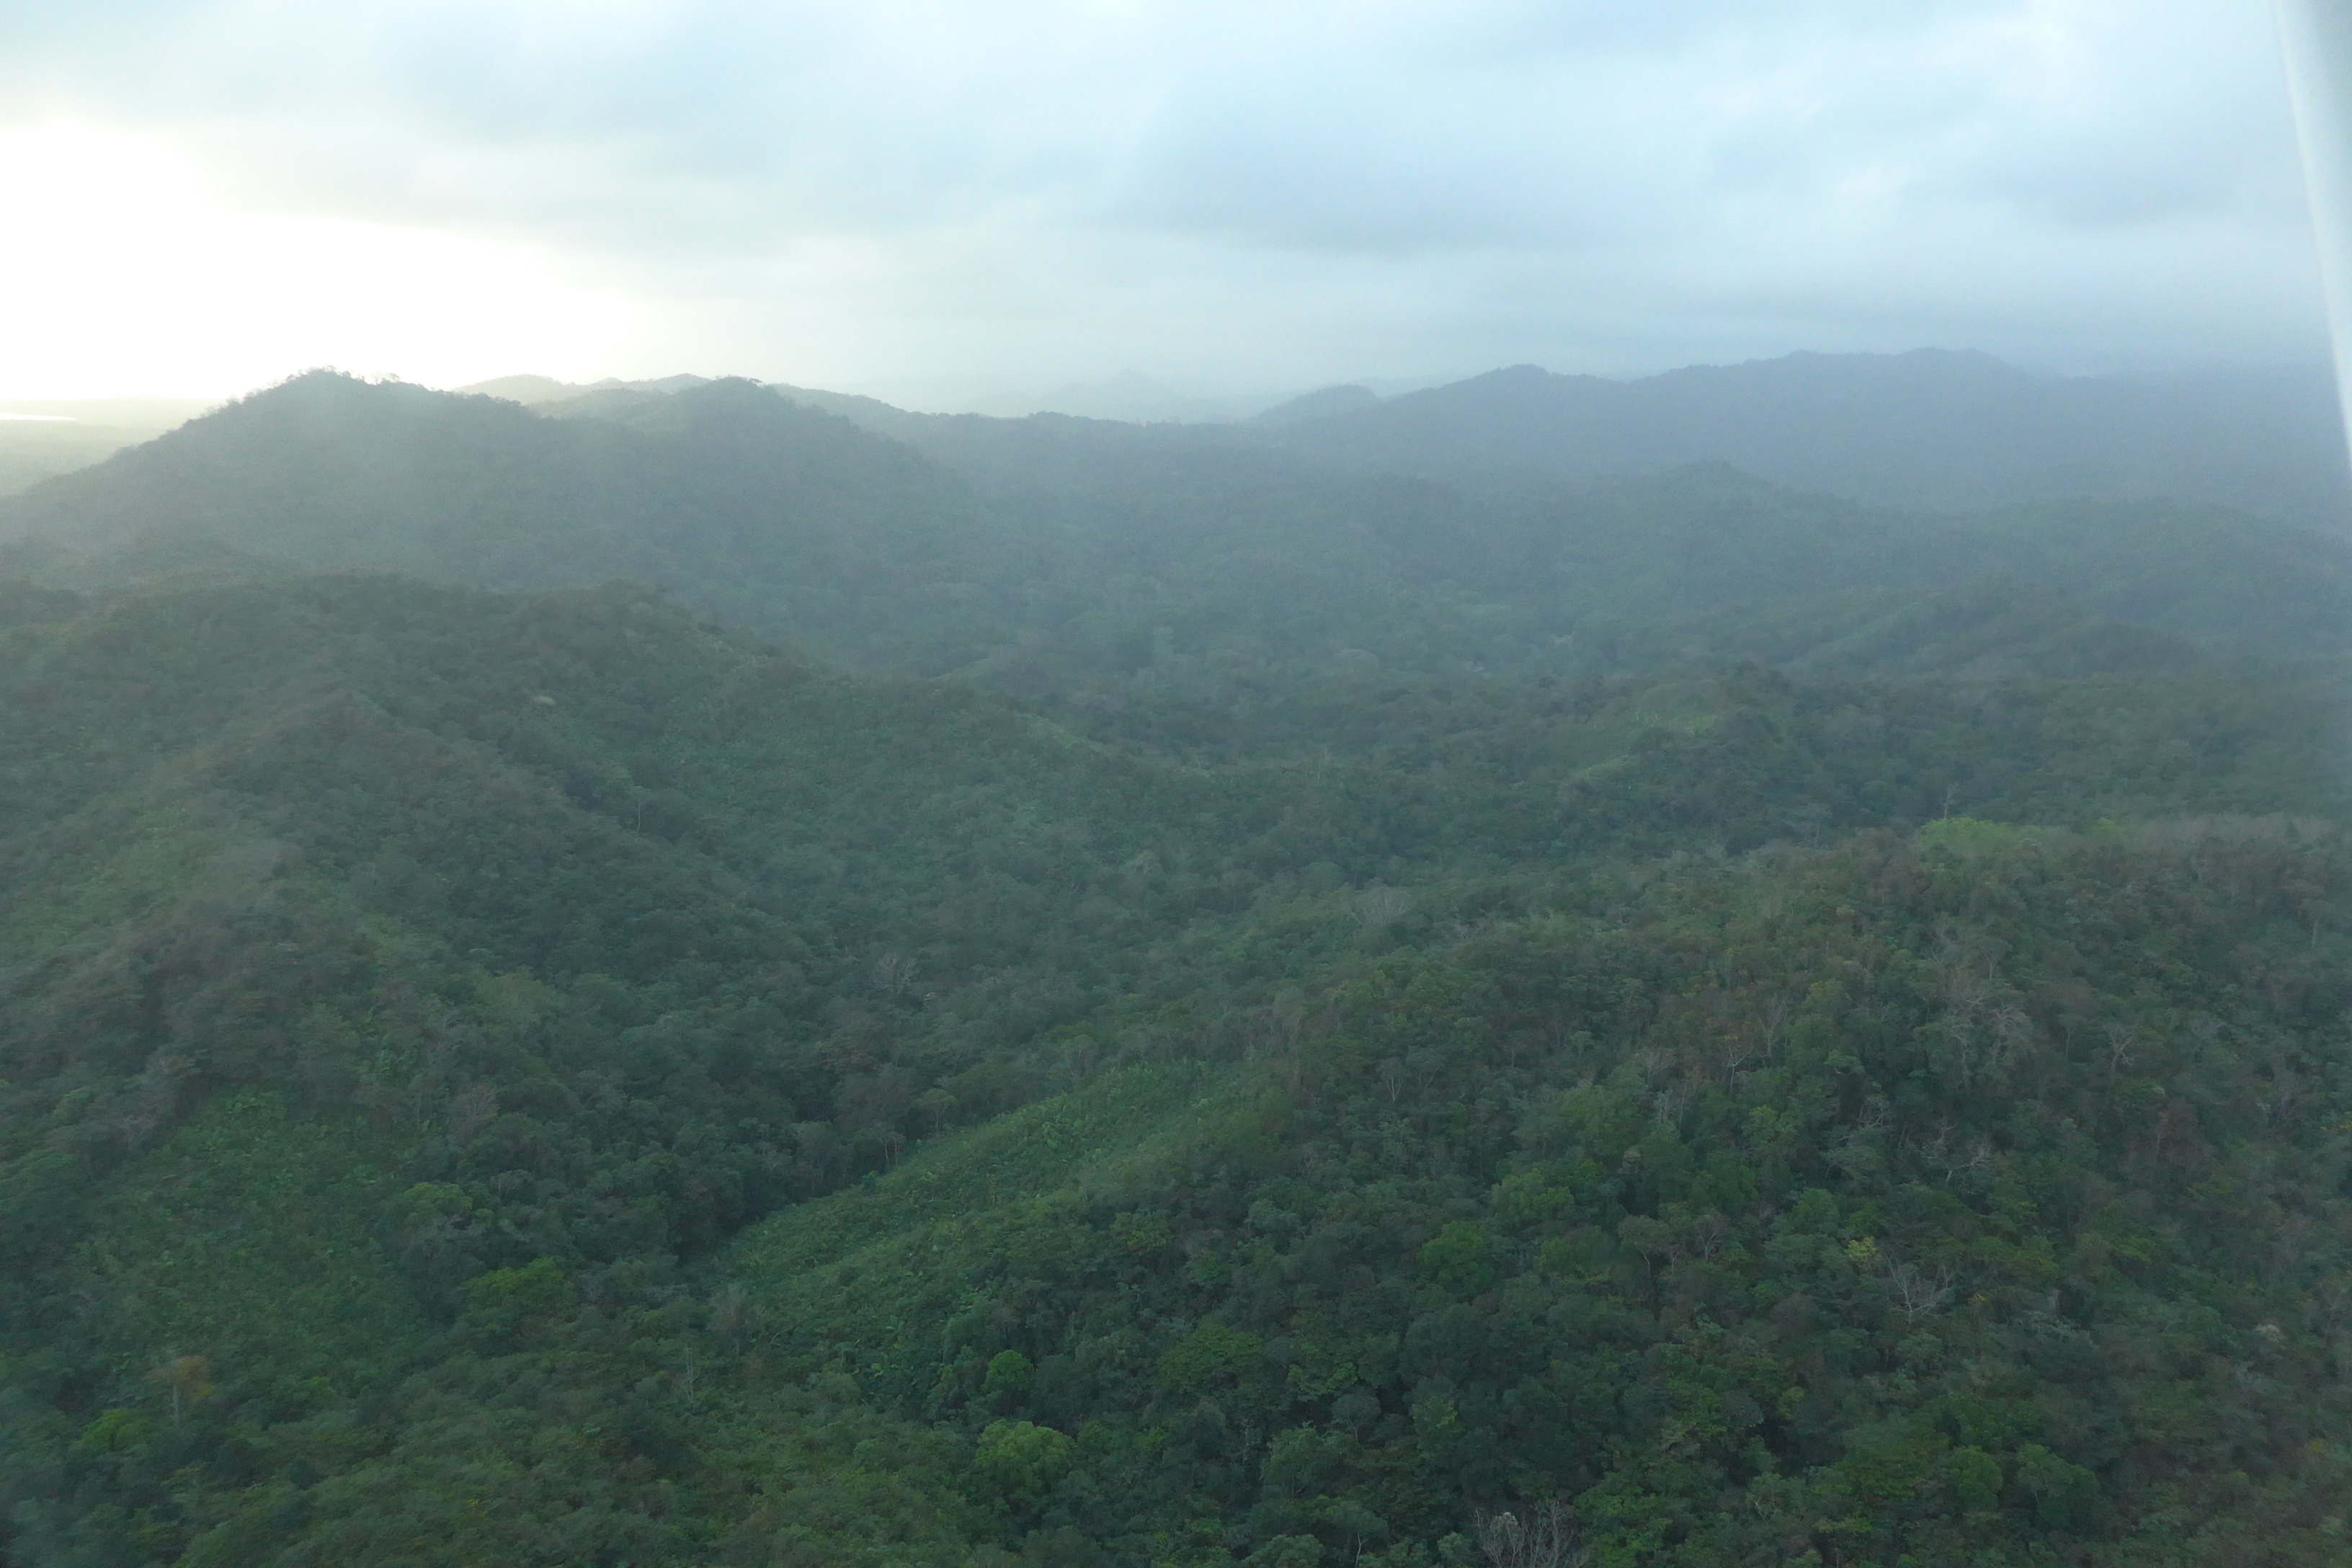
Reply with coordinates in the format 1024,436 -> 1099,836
1474,1500 -> 1580,1568
149,1354 -> 213,1428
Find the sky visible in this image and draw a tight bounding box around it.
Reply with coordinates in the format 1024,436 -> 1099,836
0,0 -> 2337,407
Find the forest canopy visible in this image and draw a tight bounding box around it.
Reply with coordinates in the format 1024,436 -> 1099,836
2,368 -> 2349,1567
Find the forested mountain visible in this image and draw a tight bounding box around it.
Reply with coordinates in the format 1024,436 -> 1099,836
468,352 -> 2352,535
6,372 -> 2349,707
1239,352 -> 2352,531
0,374 -> 1024,675
6,360 -> 2352,1566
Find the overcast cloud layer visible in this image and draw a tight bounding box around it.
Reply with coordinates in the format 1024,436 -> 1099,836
1,0 -> 2336,402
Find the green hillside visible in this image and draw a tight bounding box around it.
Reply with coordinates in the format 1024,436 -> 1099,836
1,562 -> 2350,1564
733,821 -> 2352,1567
6,371 -> 2352,1566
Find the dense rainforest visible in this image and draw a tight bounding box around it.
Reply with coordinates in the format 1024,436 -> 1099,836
1,365 -> 2349,1567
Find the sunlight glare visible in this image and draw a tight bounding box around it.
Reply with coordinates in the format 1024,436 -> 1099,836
0,123 -> 634,398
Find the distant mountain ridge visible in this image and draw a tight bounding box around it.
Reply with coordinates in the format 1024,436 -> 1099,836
462,370 -> 1257,424
458,372 -> 717,405
1244,349 -> 2352,528
460,349 -> 2352,530
6,370 -> 2351,701
1247,384 -> 1381,427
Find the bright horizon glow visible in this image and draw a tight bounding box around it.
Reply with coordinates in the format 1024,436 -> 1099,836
0,123 -> 637,400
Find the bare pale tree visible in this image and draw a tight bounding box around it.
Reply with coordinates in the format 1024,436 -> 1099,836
1475,1500 -> 1582,1568
710,1282 -> 754,1350
1887,1258 -> 1957,1324
150,1353 -> 213,1428
872,950 -> 918,997
447,1081 -> 499,1146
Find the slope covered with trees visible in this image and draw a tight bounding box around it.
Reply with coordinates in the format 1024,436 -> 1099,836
741,819 -> 2352,1567
4,364 -> 2351,1566
0,562 -> 2346,1566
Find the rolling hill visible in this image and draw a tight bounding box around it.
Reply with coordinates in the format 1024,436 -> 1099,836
6,372 -> 2350,708
0,563 -> 2348,1564
6,352 -> 2352,1565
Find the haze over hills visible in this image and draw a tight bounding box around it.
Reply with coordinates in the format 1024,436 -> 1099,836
6,368 -> 2350,700
953,371 -> 1268,424
0,373 -> 1026,677
9,349 -> 2352,1566
0,398 -> 221,501
459,370 -> 1260,425
461,373 -> 721,406
458,349 -> 2352,531
1247,351 -> 2352,529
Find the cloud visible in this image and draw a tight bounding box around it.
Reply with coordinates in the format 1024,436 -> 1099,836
0,0 -> 2332,396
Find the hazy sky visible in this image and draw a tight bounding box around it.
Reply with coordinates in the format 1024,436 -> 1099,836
0,0 -> 2335,404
